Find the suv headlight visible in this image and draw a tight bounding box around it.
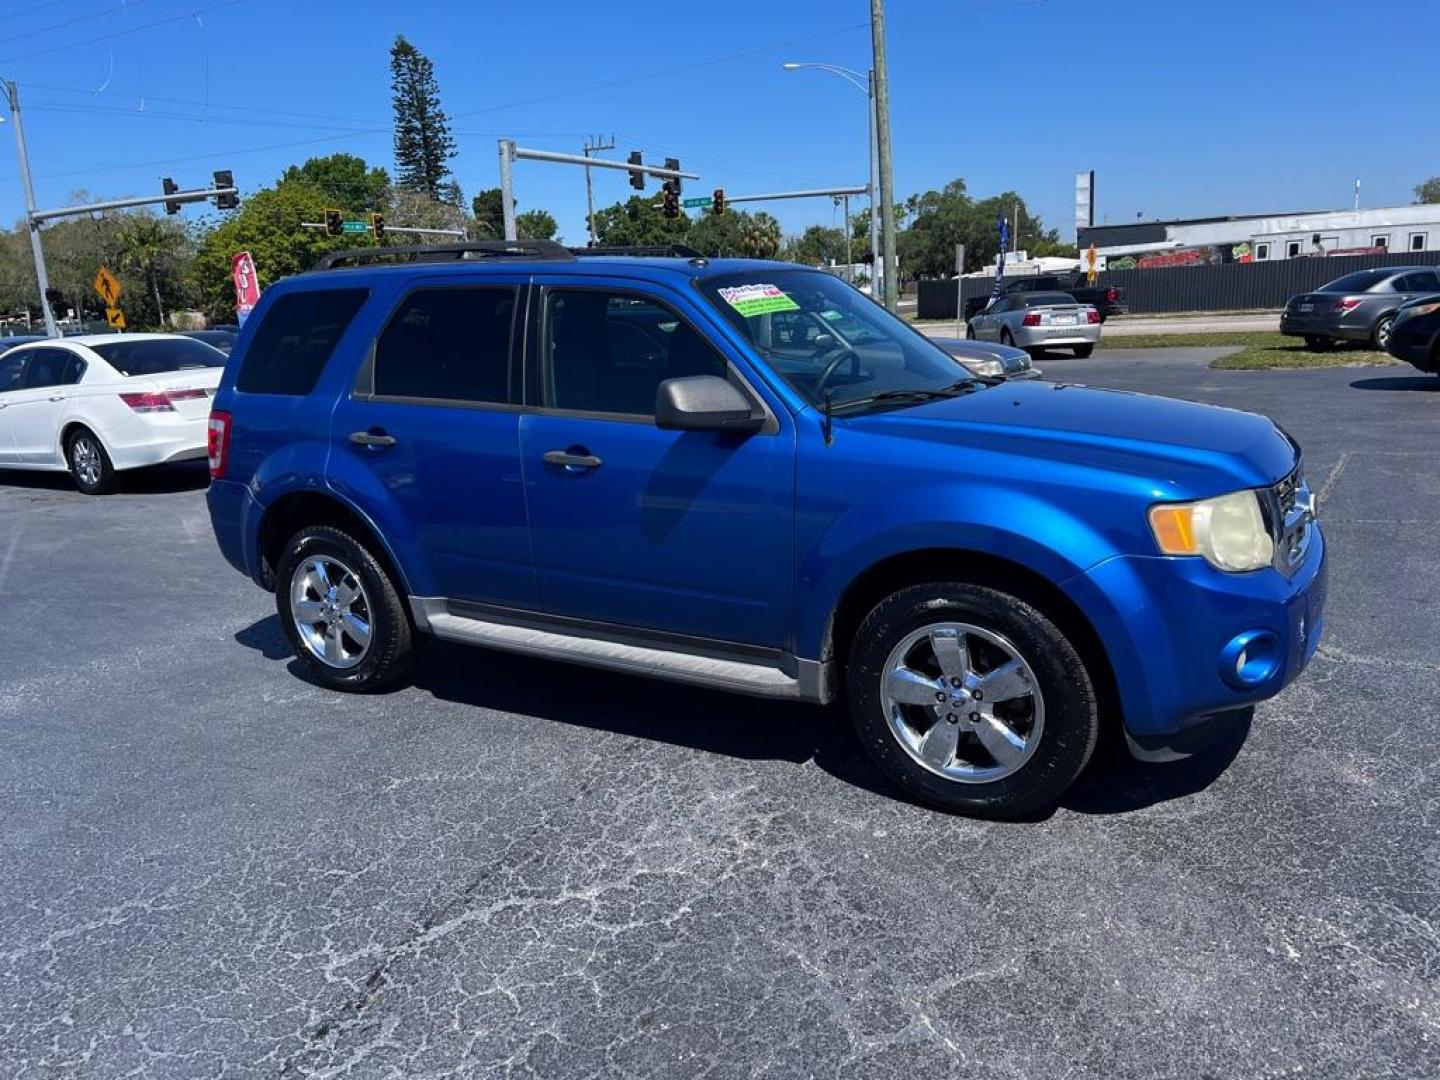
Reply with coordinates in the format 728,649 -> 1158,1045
1148,489 -> 1274,572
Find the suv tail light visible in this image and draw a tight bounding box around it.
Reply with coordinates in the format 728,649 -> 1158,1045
1086,309 -> 1101,324
208,410 -> 232,479
1335,297 -> 1362,314
1021,312 -> 1042,326
1106,287 -> 1118,302
118,388 -> 207,413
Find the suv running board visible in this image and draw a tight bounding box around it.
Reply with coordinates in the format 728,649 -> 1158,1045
411,600 -> 826,702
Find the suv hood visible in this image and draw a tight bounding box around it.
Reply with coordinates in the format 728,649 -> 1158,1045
843,381 -> 1296,492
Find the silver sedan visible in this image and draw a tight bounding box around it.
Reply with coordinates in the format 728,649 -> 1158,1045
930,337 -> 1042,380
967,291 -> 1102,358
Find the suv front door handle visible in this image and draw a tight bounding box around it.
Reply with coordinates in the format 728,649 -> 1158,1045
543,449 -> 602,470
349,429 -> 397,448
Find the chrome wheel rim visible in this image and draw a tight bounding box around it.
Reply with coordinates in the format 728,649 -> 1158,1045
881,622 -> 1044,784
1377,319 -> 1392,348
71,437 -> 101,487
289,555 -> 372,670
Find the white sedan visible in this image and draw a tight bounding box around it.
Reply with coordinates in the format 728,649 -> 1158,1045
0,334 -> 226,494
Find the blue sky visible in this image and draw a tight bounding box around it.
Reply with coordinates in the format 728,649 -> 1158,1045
1,0 -> 1435,245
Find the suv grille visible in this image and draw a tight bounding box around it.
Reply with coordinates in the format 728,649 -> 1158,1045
1267,467 -> 1315,573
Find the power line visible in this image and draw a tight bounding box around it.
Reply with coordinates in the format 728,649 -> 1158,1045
0,0 -> 244,66
0,0 -> 154,47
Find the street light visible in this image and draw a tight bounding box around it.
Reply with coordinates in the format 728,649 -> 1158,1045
782,61 -> 881,300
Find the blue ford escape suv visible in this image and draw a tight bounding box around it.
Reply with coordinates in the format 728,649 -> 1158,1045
206,242 -> 1326,817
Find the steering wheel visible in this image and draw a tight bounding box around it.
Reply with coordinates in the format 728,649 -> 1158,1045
814,348 -> 861,398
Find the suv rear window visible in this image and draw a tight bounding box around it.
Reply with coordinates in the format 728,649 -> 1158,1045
237,288 -> 368,395
1020,293 -> 1078,307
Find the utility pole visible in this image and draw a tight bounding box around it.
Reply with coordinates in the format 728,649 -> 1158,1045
4,81 -> 57,336
582,134 -> 615,246
870,0 -> 898,312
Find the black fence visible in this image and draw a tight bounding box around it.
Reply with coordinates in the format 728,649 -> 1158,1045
916,250 -> 1440,319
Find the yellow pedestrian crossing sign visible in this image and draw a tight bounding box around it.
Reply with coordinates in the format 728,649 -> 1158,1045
104,306 -> 126,330
94,266 -> 122,307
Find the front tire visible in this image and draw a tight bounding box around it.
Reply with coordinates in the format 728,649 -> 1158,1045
846,583 -> 1099,818
275,525 -> 413,692
67,428 -> 116,495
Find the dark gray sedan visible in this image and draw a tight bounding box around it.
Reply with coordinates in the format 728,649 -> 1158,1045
1280,266 -> 1440,350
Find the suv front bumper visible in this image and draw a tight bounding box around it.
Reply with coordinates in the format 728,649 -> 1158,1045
1065,525 -> 1327,760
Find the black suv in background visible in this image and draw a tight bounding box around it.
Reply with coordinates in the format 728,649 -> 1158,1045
1280,266 -> 1440,351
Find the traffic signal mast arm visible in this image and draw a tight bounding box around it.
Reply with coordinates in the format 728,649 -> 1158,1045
30,181 -> 240,223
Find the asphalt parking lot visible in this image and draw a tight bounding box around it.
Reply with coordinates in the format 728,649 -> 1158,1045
2,348 -> 1436,1079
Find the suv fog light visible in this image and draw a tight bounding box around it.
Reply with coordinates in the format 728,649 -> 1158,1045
1219,629 -> 1282,689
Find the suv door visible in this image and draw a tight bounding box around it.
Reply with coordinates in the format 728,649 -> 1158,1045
0,350 -> 30,463
328,276 -> 540,609
9,346 -> 84,464
519,278 -> 794,648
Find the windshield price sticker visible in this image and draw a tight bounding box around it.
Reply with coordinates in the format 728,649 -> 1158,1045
718,283 -> 800,317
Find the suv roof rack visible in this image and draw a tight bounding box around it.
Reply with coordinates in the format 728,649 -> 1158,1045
312,240 -> 575,271
571,244 -> 704,259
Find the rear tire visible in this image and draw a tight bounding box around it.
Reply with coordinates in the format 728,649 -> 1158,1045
1304,335 -> 1333,351
1073,344 -> 1094,358
275,525 -> 413,692
846,582 -> 1099,818
1372,315 -> 1395,351
67,428 -> 116,495
1000,328 -> 1015,346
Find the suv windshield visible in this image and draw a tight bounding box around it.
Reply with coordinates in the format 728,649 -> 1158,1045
699,270 -> 977,409
1319,270 -> 1391,293
91,337 -> 226,376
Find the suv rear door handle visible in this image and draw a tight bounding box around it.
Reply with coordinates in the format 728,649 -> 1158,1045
543,449 -> 602,470
349,429 -> 397,448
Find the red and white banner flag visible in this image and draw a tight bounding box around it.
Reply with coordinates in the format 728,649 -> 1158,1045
231,251 -> 261,325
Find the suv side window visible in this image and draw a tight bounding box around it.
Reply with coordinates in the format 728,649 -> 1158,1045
237,288 -> 368,395
543,290 -> 726,416
21,347 -> 82,389
0,352 -> 27,392
373,287 -> 516,404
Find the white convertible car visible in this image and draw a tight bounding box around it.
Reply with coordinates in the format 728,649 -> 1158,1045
0,334 -> 226,494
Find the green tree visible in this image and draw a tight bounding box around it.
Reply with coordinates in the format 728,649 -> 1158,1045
516,209 -> 558,241
118,214 -> 187,327
279,154 -> 390,212
1415,177 -> 1440,204
387,186 -> 470,234
590,195 -> 690,246
472,187 -> 506,237
785,225 -> 848,267
390,35 -> 456,196
740,212 -> 782,259
191,182 -> 364,321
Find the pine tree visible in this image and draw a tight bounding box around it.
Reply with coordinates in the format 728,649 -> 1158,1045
390,35 -> 456,196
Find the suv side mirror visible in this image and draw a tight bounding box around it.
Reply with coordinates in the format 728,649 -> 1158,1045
655,375 -> 763,433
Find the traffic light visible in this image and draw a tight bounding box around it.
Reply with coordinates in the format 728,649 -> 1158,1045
664,158 -> 681,197
212,169 -> 238,210
661,181 -> 679,219
162,177 -> 180,215
712,188 -> 726,216
628,151 -> 644,190
370,212 -> 385,242
324,209 -> 343,237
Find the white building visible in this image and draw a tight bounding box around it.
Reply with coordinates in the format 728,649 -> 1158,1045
1077,203 -> 1440,268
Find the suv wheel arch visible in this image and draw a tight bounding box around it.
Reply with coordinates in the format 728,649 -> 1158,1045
258,491 -> 411,598
823,548 -> 1121,730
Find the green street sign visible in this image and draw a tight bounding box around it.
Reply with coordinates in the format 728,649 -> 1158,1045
682,196 -> 713,209
341,220 -> 369,234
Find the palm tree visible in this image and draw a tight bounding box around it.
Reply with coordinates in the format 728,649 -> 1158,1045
118,216 -> 183,327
